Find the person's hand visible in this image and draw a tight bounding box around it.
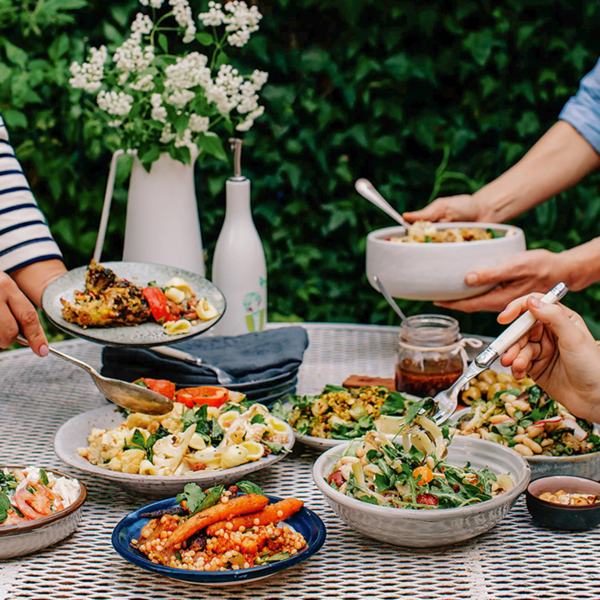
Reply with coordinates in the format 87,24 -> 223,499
403,194 -> 485,223
434,249 -> 565,313
0,272 -> 49,357
498,294 -> 600,422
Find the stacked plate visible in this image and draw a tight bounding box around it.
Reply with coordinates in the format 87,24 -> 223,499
186,368 -> 299,406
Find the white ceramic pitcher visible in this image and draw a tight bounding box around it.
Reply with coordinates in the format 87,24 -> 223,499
93,148 -> 205,276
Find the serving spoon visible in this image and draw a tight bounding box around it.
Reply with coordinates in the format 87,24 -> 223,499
355,179 -> 412,230
17,335 -> 173,415
372,274 -> 408,324
432,282 -> 568,424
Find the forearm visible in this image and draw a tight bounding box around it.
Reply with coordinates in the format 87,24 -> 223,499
11,259 -> 67,306
559,237 -> 600,292
474,121 -> 600,222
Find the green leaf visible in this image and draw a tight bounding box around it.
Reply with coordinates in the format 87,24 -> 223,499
158,34 -> 169,54
237,480 -> 264,495
196,485 -> 224,513
195,32 -> 213,46
2,109 -> 28,129
463,29 -> 499,67
4,40 -> 28,68
39,469 -> 49,486
197,131 -> 227,161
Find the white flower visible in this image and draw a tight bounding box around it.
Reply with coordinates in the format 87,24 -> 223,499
189,114 -> 209,132
160,123 -> 177,143
235,105 -> 264,131
97,91 -> 134,116
150,93 -> 167,121
164,52 -> 211,90
107,120 -> 123,127
199,2 -> 226,26
114,38 -> 155,74
250,70 -> 268,90
139,0 -> 165,6
131,13 -> 153,40
224,1 -> 262,32
169,0 -> 196,42
69,46 -> 107,93
130,73 -> 155,91
227,28 -> 250,47
236,80 -> 259,114
166,89 -> 195,109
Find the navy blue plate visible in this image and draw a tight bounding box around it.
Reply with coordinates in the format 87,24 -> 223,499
112,495 -> 326,586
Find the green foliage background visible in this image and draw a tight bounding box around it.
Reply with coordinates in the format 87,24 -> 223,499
2,0 -> 600,338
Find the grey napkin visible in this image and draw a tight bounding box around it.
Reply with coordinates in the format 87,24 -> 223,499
101,326 -> 309,385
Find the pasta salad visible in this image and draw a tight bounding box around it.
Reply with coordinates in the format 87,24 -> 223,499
386,220 -> 502,244
78,385 -> 290,476
326,399 -> 514,509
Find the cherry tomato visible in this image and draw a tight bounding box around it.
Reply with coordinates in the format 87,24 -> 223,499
412,466 -> 434,486
143,287 -> 178,323
416,493 -> 438,506
176,386 -> 229,409
327,469 -> 345,488
134,378 -> 176,401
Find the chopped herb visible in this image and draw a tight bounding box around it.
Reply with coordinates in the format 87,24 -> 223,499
263,440 -> 288,455
237,480 -> 264,495
251,414 -> 266,425
39,469 -> 49,486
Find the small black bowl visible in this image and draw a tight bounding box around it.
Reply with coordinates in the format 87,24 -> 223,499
526,475 -> 600,531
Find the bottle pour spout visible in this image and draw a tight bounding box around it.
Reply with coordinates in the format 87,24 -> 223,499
229,137 -> 245,181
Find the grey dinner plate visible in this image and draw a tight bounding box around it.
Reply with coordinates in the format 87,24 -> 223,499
42,262 -> 225,348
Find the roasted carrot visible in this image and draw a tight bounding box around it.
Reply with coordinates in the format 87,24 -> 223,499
206,498 -> 304,535
166,494 -> 269,548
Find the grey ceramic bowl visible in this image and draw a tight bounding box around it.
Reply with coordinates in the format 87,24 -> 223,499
366,223 -> 525,301
0,467 -> 87,559
526,476 -> 600,531
313,436 -> 530,548
54,406 -> 295,499
453,408 -> 600,481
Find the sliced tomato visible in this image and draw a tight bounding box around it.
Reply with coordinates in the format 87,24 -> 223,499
143,287 -> 178,323
176,386 -> 229,409
134,378 -> 176,401
327,469 -> 345,488
416,493 -> 438,506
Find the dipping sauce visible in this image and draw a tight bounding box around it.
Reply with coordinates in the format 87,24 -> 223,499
538,491 -> 599,506
395,314 -> 464,397
395,358 -> 463,398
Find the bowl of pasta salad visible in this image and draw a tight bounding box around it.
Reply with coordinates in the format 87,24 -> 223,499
0,466 -> 86,559
54,387 -> 294,498
366,221 -> 525,301
313,399 -> 530,547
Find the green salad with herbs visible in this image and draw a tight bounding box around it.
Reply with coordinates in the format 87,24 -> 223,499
273,384 -> 411,439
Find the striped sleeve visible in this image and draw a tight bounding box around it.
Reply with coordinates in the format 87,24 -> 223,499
0,115 -> 63,273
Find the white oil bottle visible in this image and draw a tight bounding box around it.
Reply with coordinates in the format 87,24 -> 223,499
211,138 -> 267,336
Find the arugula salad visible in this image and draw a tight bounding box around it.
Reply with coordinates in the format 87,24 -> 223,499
327,399 -> 514,509
273,384 -> 411,440
455,384 -> 600,457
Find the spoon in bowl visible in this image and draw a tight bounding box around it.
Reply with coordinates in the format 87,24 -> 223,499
17,335 -> 173,415
373,275 -> 408,324
432,282 -> 569,424
355,179 -> 412,230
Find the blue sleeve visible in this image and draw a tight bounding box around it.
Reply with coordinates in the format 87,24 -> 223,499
559,58 -> 600,155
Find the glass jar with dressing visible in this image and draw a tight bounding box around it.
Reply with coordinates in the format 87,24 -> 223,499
395,315 -> 466,398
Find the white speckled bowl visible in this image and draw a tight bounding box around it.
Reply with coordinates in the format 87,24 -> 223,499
452,408 -> 600,481
313,436 -> 530,548
366,223 -> 526,301
54,406 -> 295,499
0,467 -> 87,559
